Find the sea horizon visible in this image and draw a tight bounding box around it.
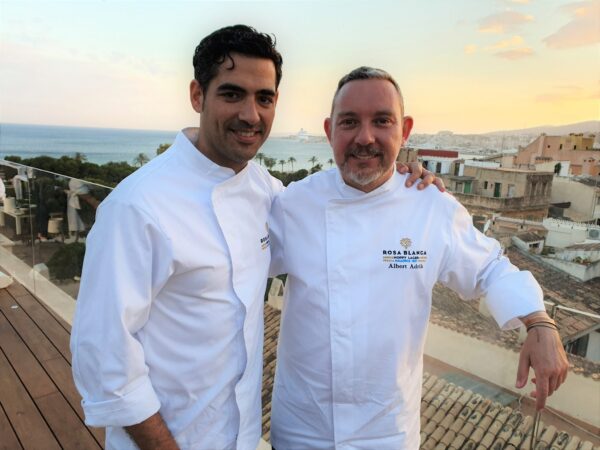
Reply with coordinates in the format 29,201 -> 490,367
0,122 -> 334,171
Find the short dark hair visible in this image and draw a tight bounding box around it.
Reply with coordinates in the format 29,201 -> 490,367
331,66 -> 404,114
193,24 -> 283,92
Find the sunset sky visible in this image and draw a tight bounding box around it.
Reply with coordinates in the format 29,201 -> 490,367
1,0 -> 598,134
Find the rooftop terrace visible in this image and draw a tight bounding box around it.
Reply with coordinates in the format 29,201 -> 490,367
0,280 -> 103,449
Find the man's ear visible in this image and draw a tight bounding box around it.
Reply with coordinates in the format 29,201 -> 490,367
190,79 -> 204,113
324,117 -> 332,143
402,116 -> 414,144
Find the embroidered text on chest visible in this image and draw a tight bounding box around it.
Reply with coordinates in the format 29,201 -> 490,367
382,238 -> 427,269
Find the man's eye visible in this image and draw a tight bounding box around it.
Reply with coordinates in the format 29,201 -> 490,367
339,119 -> 356,127
221,92 -> 241,100
375,118 -> 392,126
259,96 -> 274,105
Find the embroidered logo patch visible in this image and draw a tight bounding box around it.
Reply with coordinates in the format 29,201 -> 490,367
260,222 -> 270,250
382,238 -> 427,269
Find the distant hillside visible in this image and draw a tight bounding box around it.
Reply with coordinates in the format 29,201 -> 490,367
483,121 -> 599,136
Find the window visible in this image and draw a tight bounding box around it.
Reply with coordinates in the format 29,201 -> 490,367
574,145 -> 577,150
436,162 -> 442,173
559,144 -> 563,150
566,334 -> 589,358
483,181 -> 488,189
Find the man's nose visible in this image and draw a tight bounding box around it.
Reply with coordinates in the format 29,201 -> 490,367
355,124 -> 375,146
239,100 -> 260,125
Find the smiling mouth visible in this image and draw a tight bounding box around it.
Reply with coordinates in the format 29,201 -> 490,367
350,153 -> 380,160
234,129 -> 261,137
230,128 -> 263,143
347,146 -> 382,161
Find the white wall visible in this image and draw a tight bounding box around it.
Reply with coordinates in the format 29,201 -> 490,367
585,330 -> 600,362
543,218 -> 590,247
551,177 -> 598,221
536,160 -> 570,177
421,158 -> 455,174
465,160 -> 501,169
541,257 -> 600,281
424,323 -> 599,427
511,236 -> 544,254
555,248 -> 600,263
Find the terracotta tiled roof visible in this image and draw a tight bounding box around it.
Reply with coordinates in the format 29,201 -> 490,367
262,303 -> 281,440
430,248 -> 600,378
418,149 -> 460,158
261,304 -> 599,448
419,372 -> 598,450
506,248 -> 600,339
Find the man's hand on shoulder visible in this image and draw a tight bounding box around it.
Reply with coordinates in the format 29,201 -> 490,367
516,311 -> 569,410
396,162 -> 445,192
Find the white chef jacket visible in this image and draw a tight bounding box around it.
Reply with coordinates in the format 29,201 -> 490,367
268,169 -> 544,450
71,129 -> 282,450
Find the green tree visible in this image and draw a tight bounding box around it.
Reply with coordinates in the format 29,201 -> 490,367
4,154 -> 136,187
74,152 -> 88,162
255,152 -> 265,166
279,159 -> 286,172
288,156 -> 296,171
156,143 -> 170,155
327,158 -> 334,168
308,156 -> 319,169
264,156 -> 276,170
554,162 -> 562,175
133,153 -> 150,167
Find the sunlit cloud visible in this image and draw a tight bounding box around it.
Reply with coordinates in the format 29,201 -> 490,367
487,35 -> 524,50
464,44 -> 478,54
502,0 -> 531,3
495,47 -> 534,59
479,35 -> 534,59
543,0 -> 600,49
478,11 -> 534,33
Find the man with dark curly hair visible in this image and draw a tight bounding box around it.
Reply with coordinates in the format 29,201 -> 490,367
71,25 -> 285,450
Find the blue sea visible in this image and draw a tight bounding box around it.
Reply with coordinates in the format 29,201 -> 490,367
0,123 -> 334,171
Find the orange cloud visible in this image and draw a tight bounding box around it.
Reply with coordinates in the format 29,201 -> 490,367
478,11 -> 534,33
487,35 -> 525,50
543,0 -> 600,48
464,44 -> 478,54
495,47 -> 534,59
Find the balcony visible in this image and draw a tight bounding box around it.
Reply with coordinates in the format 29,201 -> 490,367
1,160 -> 598,449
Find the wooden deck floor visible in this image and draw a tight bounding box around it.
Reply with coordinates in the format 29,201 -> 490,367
0,280 -> 104,449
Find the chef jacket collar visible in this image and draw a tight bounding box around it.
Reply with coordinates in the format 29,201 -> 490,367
334,168 -> 405,200
178,128 -> 250,182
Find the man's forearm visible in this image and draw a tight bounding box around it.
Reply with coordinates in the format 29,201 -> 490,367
125,412 -> 179,450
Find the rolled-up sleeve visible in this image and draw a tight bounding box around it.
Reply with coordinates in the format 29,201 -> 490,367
438,201 -> 544,330
70,199 -> 173,427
